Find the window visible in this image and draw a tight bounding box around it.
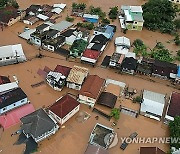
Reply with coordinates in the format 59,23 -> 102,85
6,57 -> 10,60
21,100 -> 24,103
134,21 -> 137,24
0,58 -> 2,61
14,104 -> 16,106
133,26 -> 136,29
36,40 -> 40,43
3,107 -> 6,111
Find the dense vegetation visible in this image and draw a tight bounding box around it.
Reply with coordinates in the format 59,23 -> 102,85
142,0 -> 178,34
108,6 -> 118,20
65,16 -> 74,22
0,0 -> 19,8
169,116 -> 180,149
133,39 -> 175,62
110,108 -> 120,121
77,22 -> 94,30
88,6 -> 106,19
72,3 -> 86,10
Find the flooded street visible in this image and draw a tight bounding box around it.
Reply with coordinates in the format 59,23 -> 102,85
0,0 -> 180,154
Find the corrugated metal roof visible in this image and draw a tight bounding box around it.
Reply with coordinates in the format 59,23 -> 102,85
83,14 -> 99,19
66,66 -> 88,84
143,90 -> 165,104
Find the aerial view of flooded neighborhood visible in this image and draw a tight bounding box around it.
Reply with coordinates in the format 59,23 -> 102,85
0,0 -> 180,153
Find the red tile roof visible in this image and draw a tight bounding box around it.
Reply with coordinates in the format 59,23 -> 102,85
82,49 -> 100,60
54,65 -> 71,77
79,75 -> 105,99
167,92 -> 180,117
49,95 -> 80,118
140,147 -> 165,154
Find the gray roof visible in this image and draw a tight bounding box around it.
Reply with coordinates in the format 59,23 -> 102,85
84,144 -> 109,154
50,21 -> 73,32
21,108 -> 56,138
143,90 -> 165,104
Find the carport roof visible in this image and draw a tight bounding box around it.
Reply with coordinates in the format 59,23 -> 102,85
97,92 -> 117,108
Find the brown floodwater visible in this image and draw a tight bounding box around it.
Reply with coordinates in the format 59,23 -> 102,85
0,0 -> 180,154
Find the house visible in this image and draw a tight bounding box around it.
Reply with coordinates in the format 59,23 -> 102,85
87,34 -> 109,52
25,5 -> 42,16
53,3 -> 66,9
89,123 -> 116,149
66,66 -> 88,90
72,8 -> 84,17
46,71 -> 66,91
78,75 -> 105,107
152,60 -> 177,79
0,44 -> 26,66
136,58 -> 154,75
60,28 -> 77,45
0,76 -> 11,85
69,39 -> 88,57
164,92 -> 180,124
109,53 -> 124,68
50,21 -> 74,33
94,25 -> 115,40
54,65 -> 71,77
121,57 -> 137,75
83,14 -> 99,23
48,94 -> 80,125
115,36 -> 130,55
23,16 -> 39,25
140,147 -> 166,154
84,144 -> 109,154
20,108 -> 59,143
42,35 -> 65,51
140,90 -> 166,121
0,82 -> 18,93
0,87 -> 28,115
81,49 -> 101,65
0,7 -> 25,26
121,5 -> 144,31
30,23 -> 52,46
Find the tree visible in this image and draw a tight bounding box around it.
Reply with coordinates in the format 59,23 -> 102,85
88,6 -> 106,19
132,39 -> 144,48
133,96 -> 142,103
108,6 -> 118,19
0,0 -> 8,7
101,18 -> 110,25
174,35 -> 180,46
151,42 -> 174,62
133,39 -> 148,57
142,0 -> 177,34
110,108 -> 120,121
174,19 -> 180,30
66,16 -> 74,22
169,116 -> 180,149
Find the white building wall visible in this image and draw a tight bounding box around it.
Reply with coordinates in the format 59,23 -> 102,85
34,125 -> 59,142
78,95 -> 96,107
0,98 -> 28,115
49,105 -> 80,125
66,82 -> 81,90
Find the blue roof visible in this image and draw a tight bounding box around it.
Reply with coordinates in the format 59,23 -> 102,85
177,66 -> 180,77
105,25 -> 114,39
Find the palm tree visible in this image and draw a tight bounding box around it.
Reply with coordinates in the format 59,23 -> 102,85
110,108 -> 120,121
